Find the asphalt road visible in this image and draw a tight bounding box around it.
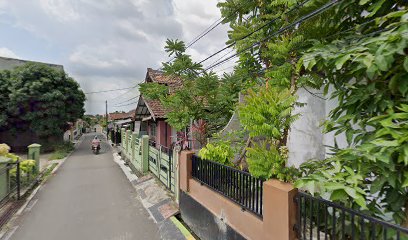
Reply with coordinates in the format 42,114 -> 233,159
10,133 -> 160,240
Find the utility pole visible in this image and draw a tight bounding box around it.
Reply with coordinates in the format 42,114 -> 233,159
105,100 -> 108,136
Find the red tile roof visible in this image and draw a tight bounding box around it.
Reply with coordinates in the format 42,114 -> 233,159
109,110 -> 135,121
139,68 -> 184,119
142,97 -> 167,119
146,68 -> 182,93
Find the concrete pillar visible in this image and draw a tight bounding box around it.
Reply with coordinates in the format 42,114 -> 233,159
131,132 -> 138,163
179,151 -> 194,192
263,180 -> 298,240
126,130 -> 131,155
0,157 -> 11,201
28,143 -> 41,172
173,147 -> 181,203
121,128 -> 126,147
141,135 -> 150,174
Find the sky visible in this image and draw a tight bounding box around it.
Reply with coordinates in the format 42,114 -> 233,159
0,0 -> 233,115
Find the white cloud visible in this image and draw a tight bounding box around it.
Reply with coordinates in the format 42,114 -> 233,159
0,48 -> 19,58
39,0 -> 80,22
0,0 -> 233,114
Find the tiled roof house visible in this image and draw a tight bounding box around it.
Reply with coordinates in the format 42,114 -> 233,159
133,68 -> 182,148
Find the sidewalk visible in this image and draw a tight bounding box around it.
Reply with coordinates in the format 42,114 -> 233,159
111,148 -> 193,240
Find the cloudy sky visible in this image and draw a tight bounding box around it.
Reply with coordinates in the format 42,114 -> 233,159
0,0 -> 232,115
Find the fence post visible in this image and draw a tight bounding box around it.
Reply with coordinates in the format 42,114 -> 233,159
125,130 -> 131,156
263,179 -> 298,240
27,143 -> 41,173
179,151 -> 194,192
16,161 -> 20,200
0,157 -> 11,202
121,128 -> 126,148
173,147 -> 181,203
141,135 -> 149,174
131,132 -> 138,164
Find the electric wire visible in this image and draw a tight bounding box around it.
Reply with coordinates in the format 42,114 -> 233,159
204,0 -> 341,72
84,86 -> 137,95
114,95 -> 140,106
197,0 -> 314,66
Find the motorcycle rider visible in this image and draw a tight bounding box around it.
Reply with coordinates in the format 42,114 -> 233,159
91,136 -> 101,151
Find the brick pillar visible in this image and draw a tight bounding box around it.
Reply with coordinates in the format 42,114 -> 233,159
179,151 -> 194,192
263,179 -> 298,240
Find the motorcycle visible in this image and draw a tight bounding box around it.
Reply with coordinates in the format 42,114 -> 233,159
92,143 -> 100,154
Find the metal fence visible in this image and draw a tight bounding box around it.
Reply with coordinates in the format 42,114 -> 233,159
296,191 -> 408,240
0,161 -> 20,206
191,155 -> 264,218
148,141 -> 175,193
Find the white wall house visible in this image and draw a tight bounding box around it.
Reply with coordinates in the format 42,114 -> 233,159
287,87 -> 347,167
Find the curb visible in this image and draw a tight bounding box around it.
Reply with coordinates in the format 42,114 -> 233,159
170,216 -> 196,240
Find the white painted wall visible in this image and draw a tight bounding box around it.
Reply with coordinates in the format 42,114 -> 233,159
287,86 -> 346,167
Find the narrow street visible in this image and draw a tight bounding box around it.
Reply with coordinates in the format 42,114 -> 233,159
9,133 -> 160,240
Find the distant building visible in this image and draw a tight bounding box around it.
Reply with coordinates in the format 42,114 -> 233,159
0,56 -> 63,71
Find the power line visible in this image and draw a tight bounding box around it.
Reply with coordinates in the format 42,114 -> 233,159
163,2 -> 249,67
109,85 -> 139,101
205,0 -> 341,72
114,95 -> 140,106
186,18 -> 223,49
84,86 -> 137,95
197,0 -> 313,67
113,101 -> 138,108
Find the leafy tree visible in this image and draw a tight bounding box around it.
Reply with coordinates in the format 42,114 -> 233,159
215,0 -> 408,225
295,2 -> 408,225
139,39 -> 243,136
0,63 -> 85,139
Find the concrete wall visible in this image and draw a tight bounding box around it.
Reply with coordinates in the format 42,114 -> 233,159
0,56 -> 63,71
179,151 -> 298,240
287,87 -> 346,167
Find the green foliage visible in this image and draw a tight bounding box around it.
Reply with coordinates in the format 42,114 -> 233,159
0,63 -> 85,138
139,82 -> 168,100
141,39 -> 243,135
237,85 -> 299,181
239,86 -> 299,139
247,142 -> 297,182
295,1 -> 408,224
199,140 -> 234,166
49,142 -> 75,160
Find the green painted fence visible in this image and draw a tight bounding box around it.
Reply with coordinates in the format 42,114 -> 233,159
148,142 -> 175,193
120,133 -> 177,195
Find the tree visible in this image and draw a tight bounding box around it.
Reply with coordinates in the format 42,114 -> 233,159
212,0 -> 408,225
0,62 -> 85,139
295,1 -> 408,225
139,39 -> 244,137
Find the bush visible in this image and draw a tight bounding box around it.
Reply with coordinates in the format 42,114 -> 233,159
49,142 -> 74,160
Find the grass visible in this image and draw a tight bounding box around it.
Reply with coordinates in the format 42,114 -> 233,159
48,142 -> 75,160
42,163 -> 58,181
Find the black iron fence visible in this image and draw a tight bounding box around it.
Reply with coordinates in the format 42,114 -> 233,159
296,191 -> 408,240
0,161 -> 20,206
191,155 -> 264,218
149,140 -> 157,148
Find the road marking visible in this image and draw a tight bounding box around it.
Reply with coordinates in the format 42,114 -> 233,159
170,216 -> 196,240
2,226 -> 18,240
